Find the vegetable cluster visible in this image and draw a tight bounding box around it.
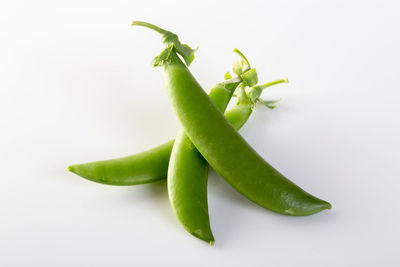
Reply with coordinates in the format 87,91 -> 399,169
68,21 -> 331,245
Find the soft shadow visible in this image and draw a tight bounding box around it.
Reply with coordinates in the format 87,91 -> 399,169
122,179 -> 178,227
207,168 -> 334,246
207,169 -> 274,246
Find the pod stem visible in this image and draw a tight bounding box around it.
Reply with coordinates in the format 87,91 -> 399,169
132,20 -> 196,66
131,21 -> 168,35
258,78 -> 289,90
246,78 -> 289,105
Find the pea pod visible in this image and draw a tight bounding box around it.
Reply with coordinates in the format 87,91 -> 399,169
67,139 -> 174,185
139,24 -> 331,215
167,82 -> 246,245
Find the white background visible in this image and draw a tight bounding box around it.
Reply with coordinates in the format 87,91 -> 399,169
1,0 -> 399,266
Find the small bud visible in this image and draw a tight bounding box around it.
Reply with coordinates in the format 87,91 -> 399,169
232,61 -> 243,76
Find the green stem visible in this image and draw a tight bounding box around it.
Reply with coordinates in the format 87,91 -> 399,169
132,20 -> 196,66
247,78 -> 289,103
258,78 -> 289,89
132,21 -> 168,35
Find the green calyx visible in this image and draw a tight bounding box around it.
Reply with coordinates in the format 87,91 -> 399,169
222,48 -> 257,92
258,98 -> 282,109
225,48 -> 258,85
246,78 -> 289,109
132,21 -> 196,66
227,48 -> 288,110
241,68 -> 258,87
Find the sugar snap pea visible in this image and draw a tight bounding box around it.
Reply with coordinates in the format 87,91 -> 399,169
67,140 -> 174,185
137,22 -> 331,216
167,83 -> 245,245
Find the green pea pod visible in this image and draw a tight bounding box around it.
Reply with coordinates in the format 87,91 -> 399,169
167,82 -> 241,245
155,45 -> 331,216
67,140 -> 174,185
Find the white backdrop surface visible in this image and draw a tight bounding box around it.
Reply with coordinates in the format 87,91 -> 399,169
1,0 -> 399,266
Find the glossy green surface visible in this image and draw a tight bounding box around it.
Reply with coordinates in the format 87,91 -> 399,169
168,81 -> 242,244
68,140 -> 174,185
161,51 -> 331,216
168,131 -> 212,243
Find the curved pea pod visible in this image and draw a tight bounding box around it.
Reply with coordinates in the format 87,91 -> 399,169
159,50 -> 331,216
168,79 -> 244,245
67,140 -> 174,185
